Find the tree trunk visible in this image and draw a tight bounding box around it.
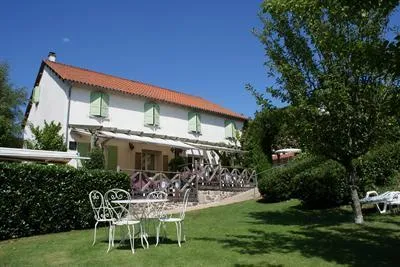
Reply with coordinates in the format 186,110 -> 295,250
347,163 -> 364,224
350,186 -> 364,224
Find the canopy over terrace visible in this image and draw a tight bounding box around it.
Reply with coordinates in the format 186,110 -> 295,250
71,129 -> 195,150
70,127 -> 245,169
70,127 -> 244,153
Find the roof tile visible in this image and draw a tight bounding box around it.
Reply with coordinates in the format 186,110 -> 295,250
44,60 -> 247,120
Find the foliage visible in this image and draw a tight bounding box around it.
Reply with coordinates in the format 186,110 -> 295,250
83,147 -> 105,170
26,120 -> 67,151
355,141 -> 400,194
293,160 -> 349,209
258,141 -> 400,208
0,62 -> 27,147
257,0 -> 400,223
258,154 -> 325,202
0,162 -> 130,240
168,156 -> 185,172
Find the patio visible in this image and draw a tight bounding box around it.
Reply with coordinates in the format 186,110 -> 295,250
1,199 -> 399,266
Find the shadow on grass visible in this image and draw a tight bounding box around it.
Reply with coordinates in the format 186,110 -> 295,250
196,204 -> 400,266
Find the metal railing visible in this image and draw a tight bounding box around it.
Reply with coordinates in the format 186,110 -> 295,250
121,164 -> 257,202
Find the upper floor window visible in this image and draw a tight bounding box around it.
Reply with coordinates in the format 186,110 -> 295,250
144,102 -> 160,126
225,120 -> 237,139
188,111 -> 201,133
90,92 -> 109,118
32,86 -> 40,104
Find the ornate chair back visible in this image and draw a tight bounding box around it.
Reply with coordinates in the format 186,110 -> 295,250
179,189 -> 191,220
104,189 -> 131,220
89,190 -> 105,221
147,191 -> 168,219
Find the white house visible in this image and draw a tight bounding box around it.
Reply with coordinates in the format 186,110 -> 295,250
23,52 -> 247,172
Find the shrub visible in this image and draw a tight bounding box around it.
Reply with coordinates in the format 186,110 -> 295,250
356,141 -> 400,194
168,156 -> 185,172
0,162 -> 130,240
83,147 -> 105,170
257,154 -> 324,202
293,160 -> 348,208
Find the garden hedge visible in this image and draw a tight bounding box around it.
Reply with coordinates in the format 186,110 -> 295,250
0,162 -> 130,240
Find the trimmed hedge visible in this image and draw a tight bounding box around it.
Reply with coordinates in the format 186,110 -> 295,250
0,162 -> 130,240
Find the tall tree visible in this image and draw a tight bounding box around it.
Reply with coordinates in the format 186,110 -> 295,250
26,121 -> 67,151
257,0 -> 400,223
0,63 -> 26,147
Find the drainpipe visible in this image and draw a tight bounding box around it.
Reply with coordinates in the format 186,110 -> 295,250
65,84 -> 72,148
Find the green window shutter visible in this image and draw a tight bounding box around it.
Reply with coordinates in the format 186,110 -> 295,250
90,92 -> 102,116
232,121 -> 237,138
144,102 -> 154,125
196,113 -> 201,133
77,143 -> 90,157
32,86 -> 40,103
106,146 -> 118,170
100,93 -> 109,117
154,104 -> 160,126
225,120 -> 233,138
188,111 -> 196,132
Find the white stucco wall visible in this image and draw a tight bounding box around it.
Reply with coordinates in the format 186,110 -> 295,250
68,87 -> 244,144
23,66 -> 69,141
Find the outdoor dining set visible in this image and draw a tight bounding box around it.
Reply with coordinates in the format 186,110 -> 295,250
89,188 -> 190,254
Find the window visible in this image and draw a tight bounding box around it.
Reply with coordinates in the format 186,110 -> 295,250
32,86 -> 40,104
77,142 -> 90,157
188,111 -> 201,133
144,102 -> 160,126
90,92 -> 109,117
225,120 -> 237,139
142,151 -> 156,170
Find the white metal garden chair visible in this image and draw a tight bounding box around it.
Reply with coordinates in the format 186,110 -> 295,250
104,188 -> 146,254
155,189 -> 190,247
88,190 -> 114,246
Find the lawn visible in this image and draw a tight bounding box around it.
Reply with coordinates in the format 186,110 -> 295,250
1,199 -> 399,267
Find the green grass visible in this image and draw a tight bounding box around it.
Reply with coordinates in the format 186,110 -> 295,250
1,199 -> 400,266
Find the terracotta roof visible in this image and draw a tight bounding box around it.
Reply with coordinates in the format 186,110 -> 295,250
43,60 -> 247,120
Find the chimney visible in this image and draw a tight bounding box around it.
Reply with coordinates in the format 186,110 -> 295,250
48,52 -> 56,62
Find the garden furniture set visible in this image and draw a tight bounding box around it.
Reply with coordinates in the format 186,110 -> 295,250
89,188 -> 190,254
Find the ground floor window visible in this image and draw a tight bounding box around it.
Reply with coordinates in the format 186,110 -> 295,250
142,150 -> 156,170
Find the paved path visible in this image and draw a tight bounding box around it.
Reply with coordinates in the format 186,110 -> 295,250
166,187 -> 261,214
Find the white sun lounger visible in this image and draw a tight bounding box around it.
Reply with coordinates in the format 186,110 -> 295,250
359,191 -> 400,214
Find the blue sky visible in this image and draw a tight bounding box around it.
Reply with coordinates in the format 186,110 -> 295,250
0,0 -> 273,118
1,1 -> 399,118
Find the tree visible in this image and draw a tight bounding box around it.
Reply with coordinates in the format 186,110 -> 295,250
83,147 -> 105,170
243,85 -> 299,170
0,62 -> 26,147
26,120 -> 67,151
256,0 -> 400,223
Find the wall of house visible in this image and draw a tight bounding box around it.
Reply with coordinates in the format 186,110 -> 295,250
72,134 -> 175,171
23,66 -> 69,141
68,87 -> 244,145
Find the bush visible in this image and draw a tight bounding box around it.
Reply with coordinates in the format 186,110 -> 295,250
83,147 -> 105,170
168,156 -> 185,172
258,154 -> 324,202
356,141 -> 400,194
0,162 -> 130,240
293,160 -> 348,208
